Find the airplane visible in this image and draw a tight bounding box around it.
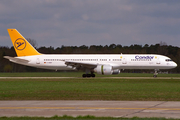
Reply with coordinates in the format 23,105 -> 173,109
4,29 -> 177,78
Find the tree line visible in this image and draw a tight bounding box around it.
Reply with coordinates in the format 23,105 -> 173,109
0,41 -> 179,73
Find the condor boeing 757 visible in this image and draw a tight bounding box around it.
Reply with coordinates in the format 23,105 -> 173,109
4,29 -> 177,77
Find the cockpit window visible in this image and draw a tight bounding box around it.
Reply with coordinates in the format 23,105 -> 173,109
165,59 -> 172,62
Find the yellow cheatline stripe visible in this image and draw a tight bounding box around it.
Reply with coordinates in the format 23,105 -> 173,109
0,107 -> 180,111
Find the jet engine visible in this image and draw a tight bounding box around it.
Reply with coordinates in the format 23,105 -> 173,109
94,65 -> 120,75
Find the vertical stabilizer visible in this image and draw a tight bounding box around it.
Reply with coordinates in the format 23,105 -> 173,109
7,29 -> 41,57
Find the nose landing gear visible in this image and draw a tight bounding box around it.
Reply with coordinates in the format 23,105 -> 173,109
153,69 -> 158,78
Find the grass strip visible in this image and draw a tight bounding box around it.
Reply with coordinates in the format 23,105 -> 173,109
0,72 -> 179,77
0,78 -> 180,101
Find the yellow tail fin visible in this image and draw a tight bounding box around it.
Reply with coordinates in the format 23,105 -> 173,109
7,29 -> 41,57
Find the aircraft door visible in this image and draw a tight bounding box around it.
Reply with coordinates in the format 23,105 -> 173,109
156,58 -> 160,64
122,58 -> 127,64
36,58 -> 40,64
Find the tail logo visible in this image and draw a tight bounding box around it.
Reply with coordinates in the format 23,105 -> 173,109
14,38 -> 26,50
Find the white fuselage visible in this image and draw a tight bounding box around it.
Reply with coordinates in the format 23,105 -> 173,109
15,54 -> 177,71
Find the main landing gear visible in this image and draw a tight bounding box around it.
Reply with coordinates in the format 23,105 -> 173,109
153,69 -> 158,78
82,71 -> 95,78
82,73 -> 95,78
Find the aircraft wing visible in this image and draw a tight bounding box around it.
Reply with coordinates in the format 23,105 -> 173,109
64,61 -> 97,70
4,56 -> 29,63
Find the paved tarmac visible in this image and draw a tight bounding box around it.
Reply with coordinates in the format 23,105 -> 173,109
0,101 -> 180,118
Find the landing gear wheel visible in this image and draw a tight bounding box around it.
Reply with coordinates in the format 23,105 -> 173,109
82,74 -> 87,78
153,75 -> 157,78
91,74 -> 95,77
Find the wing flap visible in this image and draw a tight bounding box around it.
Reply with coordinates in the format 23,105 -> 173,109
64,61 -> 97,70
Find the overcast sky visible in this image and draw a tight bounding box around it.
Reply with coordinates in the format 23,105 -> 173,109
0,0 -> 180,48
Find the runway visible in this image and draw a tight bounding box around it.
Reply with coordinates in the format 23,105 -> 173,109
0,101 -> 180,118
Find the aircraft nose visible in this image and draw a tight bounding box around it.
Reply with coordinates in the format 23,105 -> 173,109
173,62 -> 177,68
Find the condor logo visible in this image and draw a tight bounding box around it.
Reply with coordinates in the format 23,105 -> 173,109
135,56 -> 154,59
14,38 -> 26,50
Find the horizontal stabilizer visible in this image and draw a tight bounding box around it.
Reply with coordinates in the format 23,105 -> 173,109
4,56 -> 29,63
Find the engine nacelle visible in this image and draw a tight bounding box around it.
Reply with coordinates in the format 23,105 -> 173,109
94,65 -> 112,75
94,65 -> 120,75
